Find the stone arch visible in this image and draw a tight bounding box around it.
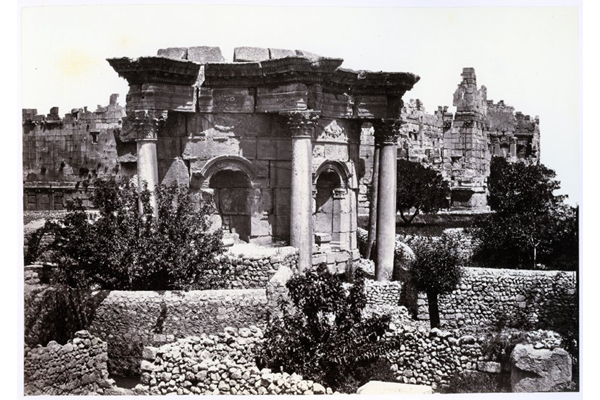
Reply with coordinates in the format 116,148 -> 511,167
191,155 -> 257,190
312,160 -> 352,251
190,155 -> 257,242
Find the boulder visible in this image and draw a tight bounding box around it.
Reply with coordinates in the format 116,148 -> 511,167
510,344 -> 572,392
356,381 -> 433,394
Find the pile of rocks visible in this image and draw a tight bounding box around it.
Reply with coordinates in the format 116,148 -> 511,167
365,280 -> 403,306
24,330 -> 113,395
136,326 -> 332,395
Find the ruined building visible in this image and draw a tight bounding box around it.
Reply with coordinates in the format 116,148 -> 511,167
22,46 -> 540,274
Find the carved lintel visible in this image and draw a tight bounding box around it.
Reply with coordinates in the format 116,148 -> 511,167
283,110 -> 320,138
372,118 -> 402,145
122,110 -> 168,140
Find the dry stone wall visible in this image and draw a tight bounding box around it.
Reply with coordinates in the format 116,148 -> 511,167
88,289 -> 269,376
416,268 -> 577,330
213,245 -> 298,289
135,327 -> 332,395
24,330 -> 113,395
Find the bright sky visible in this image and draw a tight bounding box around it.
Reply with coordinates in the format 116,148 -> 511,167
20,1 -> 581,205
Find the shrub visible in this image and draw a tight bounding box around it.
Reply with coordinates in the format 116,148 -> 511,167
257,264 -> 397,392
408,234 -> 463,328
43,179 -> 225,290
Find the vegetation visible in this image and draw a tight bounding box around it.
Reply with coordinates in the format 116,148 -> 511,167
41,179 -> 225,290
472,157 -> 578,270
257,264 -> 397,393
406,234 -> 463,328
396,159 -> 450,225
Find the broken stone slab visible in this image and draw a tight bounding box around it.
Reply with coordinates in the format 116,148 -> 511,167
356,381 -> 433,394
157,47 -> 187,60
510,343 -> 572,392
269,48 -> 296,59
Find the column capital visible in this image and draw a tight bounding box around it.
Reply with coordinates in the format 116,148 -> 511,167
283,110 -> 320,138
123,110 -> 168,141
372,118 -> 402,145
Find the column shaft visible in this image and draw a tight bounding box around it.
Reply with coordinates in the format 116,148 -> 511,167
290,136 -> 313,272
137,139 -> 159,215
375,143 -> 397,281
366,144 -> 380,260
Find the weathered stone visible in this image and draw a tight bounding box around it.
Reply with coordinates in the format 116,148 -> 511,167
510,344 -> 572,392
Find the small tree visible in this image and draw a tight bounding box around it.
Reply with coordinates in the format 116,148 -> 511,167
409,234 -> 463,328
396,159 -> 449,225
258,264 -> 397,392
43,179 -> 225,290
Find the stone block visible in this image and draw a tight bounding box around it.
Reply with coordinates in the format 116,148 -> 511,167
321,93 -> 354,118
511,344 -> 572,393
139,84 -> 196,113
181,137 -> 210,160
356,96 -> 388,118
240,138 -> 257,159
257,139 -> 278,160
256,84 -> 308,113
197,88 -> 255,113
324,143 -> 349,160
234,47 -> 270,62
159,158 -> 190,187
269,48 -> 296,59
187,46 -> 225,64
271,162 -> 292,189
276,140 -> 292,161
157,47 -> 187,60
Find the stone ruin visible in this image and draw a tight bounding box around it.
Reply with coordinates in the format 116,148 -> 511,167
22,46 -> 541,273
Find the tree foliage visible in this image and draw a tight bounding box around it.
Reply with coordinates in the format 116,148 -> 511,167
396,159 -> 449,224
43,179 -> 225,290
408,234 -> 464,328
472,157 -> 578,270
257,264 -> 397,392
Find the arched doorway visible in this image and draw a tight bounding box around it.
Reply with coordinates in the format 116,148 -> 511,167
314,170 -> 341,241
209,169 -> 252,242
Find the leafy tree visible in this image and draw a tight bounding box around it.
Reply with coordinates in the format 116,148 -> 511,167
257,264 -> 397,392
408,234 -> 463,328
472,157 -> 578,270
42,179 -> 225,290
396,159 -> 450,224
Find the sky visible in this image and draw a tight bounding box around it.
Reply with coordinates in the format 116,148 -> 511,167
20,1 -> 581,205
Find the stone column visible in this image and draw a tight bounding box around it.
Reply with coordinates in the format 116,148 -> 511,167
130,110 -> 167,216
373,119 -> 401,281
286,111 -> 320,273
366,143 -> 380,260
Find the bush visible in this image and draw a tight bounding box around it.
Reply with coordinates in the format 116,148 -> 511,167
257,264 -> 397,392
42,179 -> 225,290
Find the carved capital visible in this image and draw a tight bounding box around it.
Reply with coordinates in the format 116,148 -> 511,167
284,110 -> 320,138
372,118 -> 402,145
123,110 -> 168,140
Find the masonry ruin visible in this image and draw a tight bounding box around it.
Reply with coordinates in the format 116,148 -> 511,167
22,46 -> 540,273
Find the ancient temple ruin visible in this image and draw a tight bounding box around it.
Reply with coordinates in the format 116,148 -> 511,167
22,46 -> 541,273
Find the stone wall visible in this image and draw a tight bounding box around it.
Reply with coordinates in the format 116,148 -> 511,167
365,280 -> 403,306
416,268 -> 577,330
214,245 -> 297,289
23,94 -> 131,210
88,289 -> 269,376
24,330 -> 112,395
135,328 -> 332,395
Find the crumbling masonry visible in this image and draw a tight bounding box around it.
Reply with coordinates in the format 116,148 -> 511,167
22,46 -> 540,273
